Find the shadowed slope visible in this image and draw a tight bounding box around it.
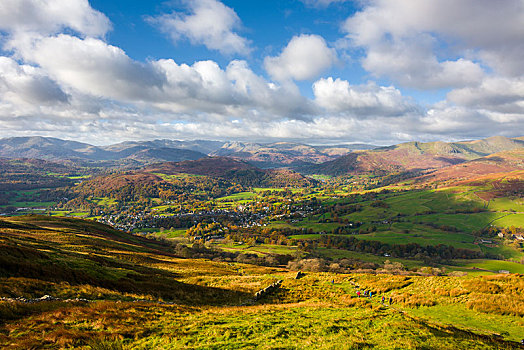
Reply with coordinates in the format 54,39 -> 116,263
0,216 -> 249,305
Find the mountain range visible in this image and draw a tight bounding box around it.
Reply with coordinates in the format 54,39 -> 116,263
210,141 -> 376,167
1,136 -> 523,177
0,137 -> 207,164
0,136 -> 375,167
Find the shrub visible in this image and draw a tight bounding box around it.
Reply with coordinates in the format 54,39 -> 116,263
462,280 -> 502,294
393,293 -> 437,307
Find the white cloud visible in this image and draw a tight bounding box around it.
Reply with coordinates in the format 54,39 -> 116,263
0,0 -> 110,37
0,57 -> 68,106
447,77 -> 524,114
360,39 -> 484,89
313,77 -> 419,116
343,0 -> 524,89
417,105 -> 524,139
152,58 -> 313,118
17,35 -> 164,101
5,30 -> 312,121
149,0 -> 251,55
264,34 -> 337,81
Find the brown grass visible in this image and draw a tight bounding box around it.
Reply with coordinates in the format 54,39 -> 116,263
466,293 -> 524,317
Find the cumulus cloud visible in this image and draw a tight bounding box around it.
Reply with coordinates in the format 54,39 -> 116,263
359,39 -> 484,89
264,34 -> 337,81
313,77 -> 419,116
0,0 -> 110,37
148,0 -> 251,55
447,77 -> 524,114
417,105 -> 524,139
343,0 -> 524,89
4,30 -> 312,121
152,58 -> 314,118
0,57 -> 69,106
16,35 -> 164,101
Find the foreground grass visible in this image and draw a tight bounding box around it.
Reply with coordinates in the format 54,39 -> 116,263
1,216 -> 523,349
1,275 -> 522,349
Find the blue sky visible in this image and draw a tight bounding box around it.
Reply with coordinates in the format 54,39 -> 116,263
0,0 -> 523,145
89,0 -> 367,94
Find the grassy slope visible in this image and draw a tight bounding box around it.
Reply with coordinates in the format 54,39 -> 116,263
0,216 -> 523,349
0,216 -> 251,305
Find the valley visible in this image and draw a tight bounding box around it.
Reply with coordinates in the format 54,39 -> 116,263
0,135 -> 523,348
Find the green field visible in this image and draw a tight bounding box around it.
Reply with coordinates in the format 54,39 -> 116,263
488,197 -> 524,212
491,213 -> 524,228
271,220 -> 342,232
162,228 -> 188,238
262,185 -> 523,265
253,187 -> 286,192
410,303 -> 524,343
0,201 -> 56,209
354,227 -> 480,250
218,191 -> 256,201
215,242 -> 297,256
452,259 -> 524,274
412,212 -> 506,231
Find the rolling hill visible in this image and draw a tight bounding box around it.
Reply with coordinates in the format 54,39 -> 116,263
0,215 -> 248,305
415,149 -> 524,187
0,136 -> 112,160
146,156 -> 317,188
2,135 -> 522,173
101,139 -> 224,155
307,136 -> 524,176
67,157 -> 316,205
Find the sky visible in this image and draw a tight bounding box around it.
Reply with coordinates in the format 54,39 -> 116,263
0,0 -> 523,146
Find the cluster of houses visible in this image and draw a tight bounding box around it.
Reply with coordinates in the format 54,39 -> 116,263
497,231 -> 524,241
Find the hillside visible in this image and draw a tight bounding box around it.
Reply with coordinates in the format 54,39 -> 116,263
146,157 -> 316,187
416,149 -> 524,186
102,139 -> 224,155
69,170 -> 243,207
0,158 -> 78,193
0,137 -> 112,161
456,136 -> 524,157
308,136 -> 524,176
4,135 -> 521,173
124,147 -> 206,162
0,216 -> 522,348
147,156 -> 257,176
64,157 -> 315,208
0,215 -> 249,305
